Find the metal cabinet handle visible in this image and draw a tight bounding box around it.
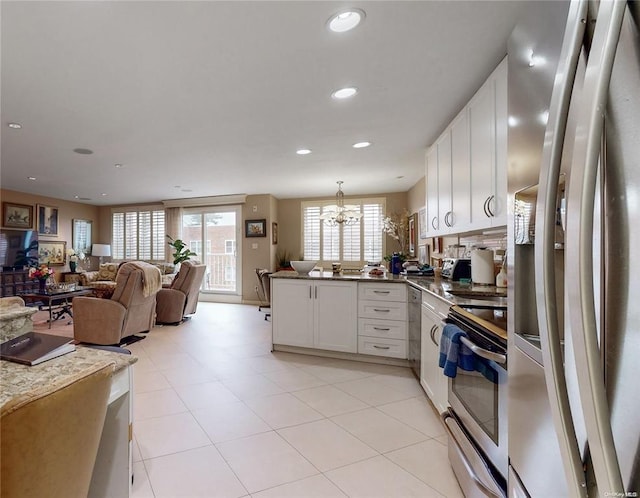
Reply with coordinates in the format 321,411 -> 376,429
533,1 -> 588,495
566,0 -> 626,493
373,327 -> 391,331
487,195 -> 495,217
459,336 -> 506,364
373,308 -> 390,313
373,290 -> 390,294
483,197 -> 490,218
373,345 -> 390,350
309,285 -> 312,299
431,216 -> 438,230
430,324 -> 439,346
315,286 -> 317,299
444,211 -> 453,227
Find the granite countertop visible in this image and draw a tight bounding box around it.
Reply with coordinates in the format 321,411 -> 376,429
0,346 -> 137,409
270,270 -> 507,307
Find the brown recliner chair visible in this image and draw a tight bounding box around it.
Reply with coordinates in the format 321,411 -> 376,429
1,363 -> 113,498
73,261 -> 162,345
155,261 -> 206,324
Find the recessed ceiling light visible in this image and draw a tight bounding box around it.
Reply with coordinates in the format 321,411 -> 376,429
74,195 -> 80,199
296,149 -> 312,155
27,176 -> 36,181
8,122 -> 22,129
115,163 -> 123,168
327,9 -> 365,33
73,148 -> 94,155
101,193 -> 108,196
332,87 -> 358,100
181,189 -> 193,192
353,141 -> 371,148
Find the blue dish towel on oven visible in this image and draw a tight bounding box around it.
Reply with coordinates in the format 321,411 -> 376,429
439,324 -> 475,377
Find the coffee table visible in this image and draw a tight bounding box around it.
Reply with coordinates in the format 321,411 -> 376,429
19,287 -> 92,328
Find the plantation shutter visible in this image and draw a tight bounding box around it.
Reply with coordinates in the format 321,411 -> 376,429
138,211 -> 151,260
112,207 -> 165,261
303,205 -> 321,261
362,203 -> 383,262
152,210 -> 165,260
112,213 -> 125,259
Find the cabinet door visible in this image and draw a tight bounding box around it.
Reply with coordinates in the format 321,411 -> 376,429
425,146 -> 439,235
272,279 -> 314,347
420,307 -> 439,401
314,281 -> 357,353
469,78 -> 495,231
437,131 -> 452,235
492,58 -> 508,226
450,109 -> 471,233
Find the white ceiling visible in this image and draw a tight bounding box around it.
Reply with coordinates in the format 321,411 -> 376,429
1,1 -> 532,206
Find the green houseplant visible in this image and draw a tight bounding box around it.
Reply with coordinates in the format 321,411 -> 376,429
166,235 -> 197,265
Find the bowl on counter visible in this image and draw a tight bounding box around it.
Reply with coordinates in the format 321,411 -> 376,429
290,260 -> 317,275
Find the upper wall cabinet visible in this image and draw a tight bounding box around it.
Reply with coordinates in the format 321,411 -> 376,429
425,57 -> 507,236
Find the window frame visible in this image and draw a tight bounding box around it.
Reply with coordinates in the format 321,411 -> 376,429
301,197 -> 386,266
111,205 -> 165,261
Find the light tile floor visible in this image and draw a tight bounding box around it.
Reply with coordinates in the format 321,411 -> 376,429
37,302 -> 463,497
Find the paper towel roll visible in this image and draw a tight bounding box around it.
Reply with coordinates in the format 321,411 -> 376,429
471,249 -> 494,284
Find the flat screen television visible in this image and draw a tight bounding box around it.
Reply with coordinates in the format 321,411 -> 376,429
0,230 -> 39,270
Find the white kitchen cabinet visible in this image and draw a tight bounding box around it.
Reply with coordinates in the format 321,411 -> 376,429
357,282 -> 408,359
424,57 -> 507,237
420,292 -> 450,414
469,57 -> 507,230
425,145 -> 439,235
272,279 -> 357,353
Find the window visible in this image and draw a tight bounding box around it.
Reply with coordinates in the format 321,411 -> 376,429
189,240 -> 202,255
111,207 -> 165,261
302,198 -> 385,264
225,240 -> 235,255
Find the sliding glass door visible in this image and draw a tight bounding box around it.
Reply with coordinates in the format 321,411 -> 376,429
182,206 -> 241,294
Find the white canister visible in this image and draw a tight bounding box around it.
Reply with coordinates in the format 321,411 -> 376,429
471,248 -> 495,285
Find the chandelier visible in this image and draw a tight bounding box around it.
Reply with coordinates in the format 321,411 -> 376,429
319,181 -> 363,227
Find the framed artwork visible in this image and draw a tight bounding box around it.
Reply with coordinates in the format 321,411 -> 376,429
418,207 -> 427,239
37,204 -> 59,236
272,222 -> 278,244
72,219 -> 92,254
245,219 -> 266,237
2,202 -> 34,229
408,213 -> 417,257
38,240 -> 67,266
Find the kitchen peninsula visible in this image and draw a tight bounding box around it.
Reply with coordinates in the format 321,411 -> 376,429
270,269 -> 507,363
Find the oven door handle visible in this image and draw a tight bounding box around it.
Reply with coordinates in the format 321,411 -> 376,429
460,336 -> 506,364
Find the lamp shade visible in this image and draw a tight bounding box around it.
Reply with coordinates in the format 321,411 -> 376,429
92,244 -> 111,257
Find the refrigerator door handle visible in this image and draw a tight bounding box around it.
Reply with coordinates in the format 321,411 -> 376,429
566,0 -> 626,494
534,0 -> 589,496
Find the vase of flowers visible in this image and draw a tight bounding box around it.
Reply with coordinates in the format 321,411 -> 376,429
29,264 -> 54,293
382,210 -> 410,267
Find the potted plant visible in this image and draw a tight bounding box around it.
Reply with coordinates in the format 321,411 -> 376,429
166,235 -> 197,266
276,250 -> 294,271
382,210 -> 410,268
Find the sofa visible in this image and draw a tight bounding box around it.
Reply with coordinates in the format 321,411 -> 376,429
80,262 -> 177,298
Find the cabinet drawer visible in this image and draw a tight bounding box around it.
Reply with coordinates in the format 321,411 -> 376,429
359,283 -> 407,302
358,336 -> 407,359
358,318 -> 407,340
358,300 -> 407,321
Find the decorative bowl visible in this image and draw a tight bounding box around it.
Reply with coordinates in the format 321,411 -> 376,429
290,260 -> 317,275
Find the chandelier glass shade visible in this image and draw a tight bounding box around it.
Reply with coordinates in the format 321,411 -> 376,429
319,181 -> 363,227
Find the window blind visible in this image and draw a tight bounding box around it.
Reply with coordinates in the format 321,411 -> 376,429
111,208 -> 165,261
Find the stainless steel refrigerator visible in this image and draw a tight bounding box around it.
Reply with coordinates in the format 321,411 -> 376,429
507,1 -> 639,497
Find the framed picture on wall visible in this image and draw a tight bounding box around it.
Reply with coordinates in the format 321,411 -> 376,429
272,222 -> 278,244
408,213 -> 417,257
37,204 -> 59,236
72,219 -> 92,254
2,202 -> 34,229
245,219 -> 266,237
38,240 -> 66,266
418,207 -> 427,240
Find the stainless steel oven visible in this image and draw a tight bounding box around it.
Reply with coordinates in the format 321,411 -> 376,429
441,305 -> 508,498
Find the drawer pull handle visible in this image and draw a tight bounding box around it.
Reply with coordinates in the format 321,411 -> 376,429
373,345 -> 391,350
373,308 -> 390,312
373,290 -> 390,294
373,327 -> 391,331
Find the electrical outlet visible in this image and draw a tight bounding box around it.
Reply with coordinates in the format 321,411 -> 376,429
252,243 -> 258,249
252,205 -> 258,212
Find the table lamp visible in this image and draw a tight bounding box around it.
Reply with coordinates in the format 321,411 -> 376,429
92,244 -> 111,265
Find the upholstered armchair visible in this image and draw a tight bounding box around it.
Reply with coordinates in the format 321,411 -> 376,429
155,261 -> 206,324
80,262 -> 120,299
1,363 -> 113,498
73,261 -> 162,345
